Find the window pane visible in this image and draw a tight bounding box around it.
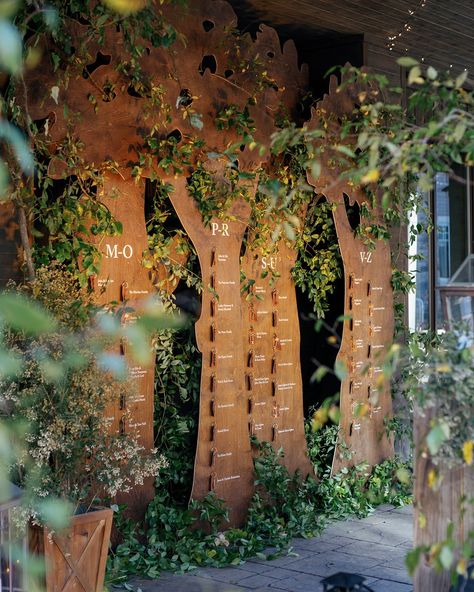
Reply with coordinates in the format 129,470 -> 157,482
434,168 -> 469,326
410,192 -> 430,331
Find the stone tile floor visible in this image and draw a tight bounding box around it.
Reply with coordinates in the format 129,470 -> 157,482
131,504 -> 413,592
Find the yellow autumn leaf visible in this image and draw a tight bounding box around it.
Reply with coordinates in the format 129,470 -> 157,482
314,408 -> 328,424
361,169 -> 380,184
418,512 -> 426,529
463,440 -> 473,465
457,558 -> 467,576
428,468 -> 437,489
102,0 -> 147,13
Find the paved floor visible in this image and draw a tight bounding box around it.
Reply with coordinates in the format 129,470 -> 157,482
131,504 -> 413,592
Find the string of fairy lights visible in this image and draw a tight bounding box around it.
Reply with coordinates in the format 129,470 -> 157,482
386,0 -> 428,53
386,0 -> 468,71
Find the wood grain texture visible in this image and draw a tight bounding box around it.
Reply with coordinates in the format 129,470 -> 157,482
24,0 -> 308,175
228,0 -> 474,75
307,74 -> 394,473
29,507 -> 113,592
90,172 -> 156,516
413,406 -> 474,592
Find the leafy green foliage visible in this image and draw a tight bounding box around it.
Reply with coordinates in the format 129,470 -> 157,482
10,144 -> 124,284
215,105 -> 256,141
187,166 -> 252,227
108,422 -> 411,584
406,519 -> 474,583
143,180 -> 200,293
269,62 -> 474,325
292,198 -> 342,318
404,329 -> 474,468
153,325 -> 201,502
0,266 -> 169,524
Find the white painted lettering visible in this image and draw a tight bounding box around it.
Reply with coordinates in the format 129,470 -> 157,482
105,243 -> 134,259
359,251 -> 373,264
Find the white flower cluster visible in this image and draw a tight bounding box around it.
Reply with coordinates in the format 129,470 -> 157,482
214,532 -> 230,547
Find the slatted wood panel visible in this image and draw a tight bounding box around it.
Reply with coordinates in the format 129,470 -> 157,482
29,508 -> 113,592
413,406 -> 474,592
242,231 -> 313,477
229,0 -> 474,77
307,74 -> 394,472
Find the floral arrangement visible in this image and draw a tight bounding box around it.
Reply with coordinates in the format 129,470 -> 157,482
0,264 -> 167,523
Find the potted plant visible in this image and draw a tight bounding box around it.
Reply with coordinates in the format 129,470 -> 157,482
0,264 -> 167,592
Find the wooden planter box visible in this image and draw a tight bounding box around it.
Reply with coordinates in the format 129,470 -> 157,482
414,407 -> 474,592
29,507 -> 113,592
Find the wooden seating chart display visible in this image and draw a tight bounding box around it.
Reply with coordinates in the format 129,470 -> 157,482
307,75 -> 394,473
24,0 -> 311,522
242,235 -> 313,478
169,174 -> 255,524
91,173 -> 156,514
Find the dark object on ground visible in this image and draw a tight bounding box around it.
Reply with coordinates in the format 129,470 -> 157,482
451,563 -> 474,592
321,571 -> 375,591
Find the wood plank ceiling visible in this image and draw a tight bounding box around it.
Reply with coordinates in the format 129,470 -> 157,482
230,0 -> 474,80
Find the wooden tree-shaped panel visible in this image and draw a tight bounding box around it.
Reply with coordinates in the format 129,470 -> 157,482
169,174 -> 255,523
242,228 -> 313,477
91,174 -> 156,513
308,75 -> 394,472
24,0 -> 310,523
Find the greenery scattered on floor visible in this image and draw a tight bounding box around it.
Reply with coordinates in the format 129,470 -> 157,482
106,423 -> 412,586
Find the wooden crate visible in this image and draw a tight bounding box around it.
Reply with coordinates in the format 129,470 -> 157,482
29,507 -> 113,592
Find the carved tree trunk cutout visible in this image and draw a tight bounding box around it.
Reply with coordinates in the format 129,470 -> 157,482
169,172 -> 255,525
91,172 -> 156,514
242,227 -> 313,478
25,0 -> 309,520
308,73 -> 394,473
327,192 -> 394,472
